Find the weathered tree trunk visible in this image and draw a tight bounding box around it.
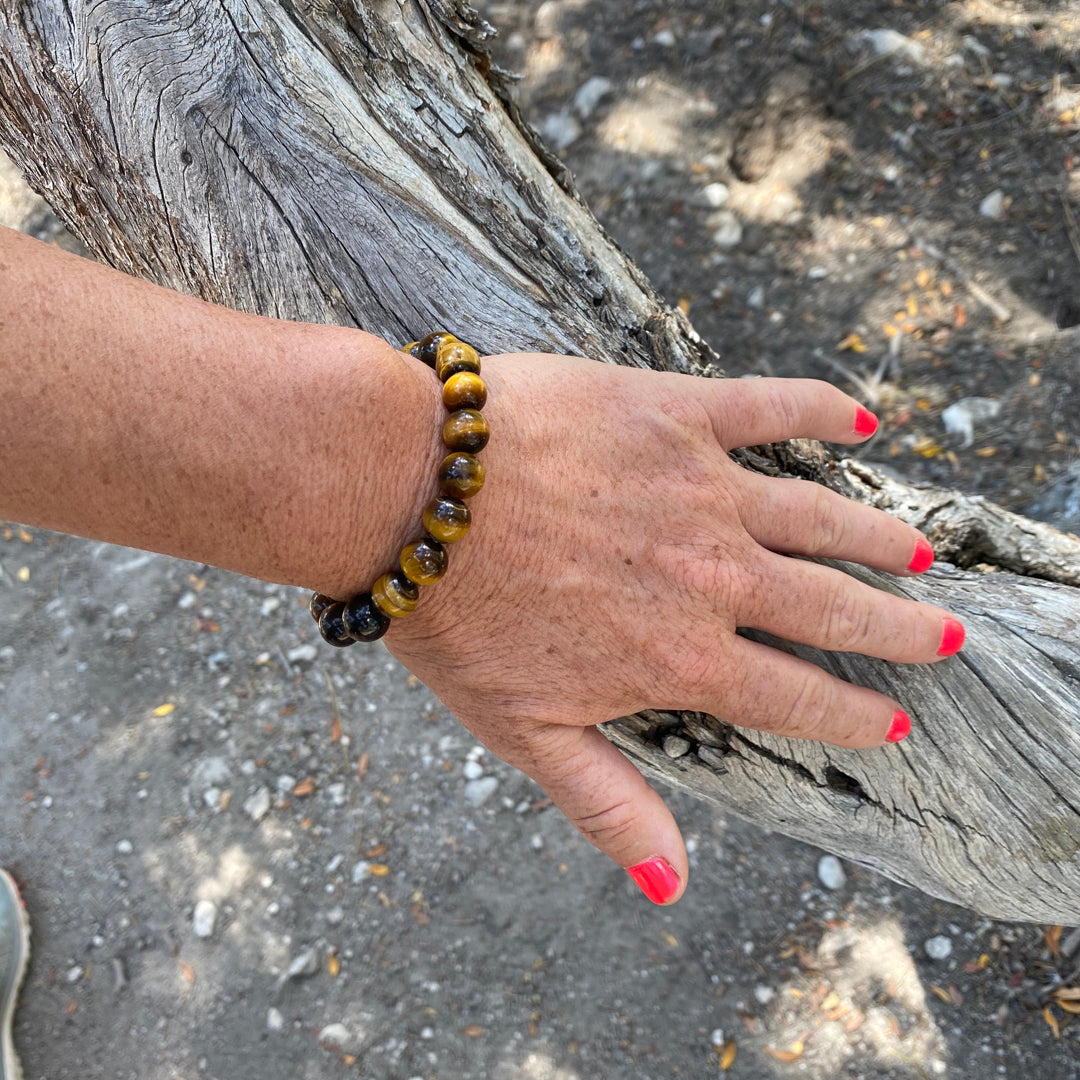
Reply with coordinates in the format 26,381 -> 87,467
3,0 -> 1080,922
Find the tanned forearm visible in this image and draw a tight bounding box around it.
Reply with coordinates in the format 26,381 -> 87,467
0,224 -> 443,598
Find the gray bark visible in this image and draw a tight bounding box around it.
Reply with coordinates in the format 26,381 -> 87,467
3,0 -> 1080,922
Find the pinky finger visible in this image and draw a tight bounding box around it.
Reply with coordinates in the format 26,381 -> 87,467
708,635 -> 912,749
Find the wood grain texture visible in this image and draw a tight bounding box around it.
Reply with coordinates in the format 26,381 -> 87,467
3,0 -> 1080,921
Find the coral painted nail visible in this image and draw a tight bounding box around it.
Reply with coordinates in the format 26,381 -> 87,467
908,538 -> 934,574
887,709 -> 912,743
854,406 -> 879,436
938,618 -> 966,657
626,857 -> 681,905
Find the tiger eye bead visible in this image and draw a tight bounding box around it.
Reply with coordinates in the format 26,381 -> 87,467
403,341 -> 420,356
438,452 -> 485,499
442,371 -> 487,411
371,571 -> 420,619
435,341 -> 482,382
309,592 -> 338,623
422,496 -> 471,543
400,537 -> 449,586
416,331 -> 457,369
342,593 -> 391,642
442,409 -> 490,453
318,602 -> 356,647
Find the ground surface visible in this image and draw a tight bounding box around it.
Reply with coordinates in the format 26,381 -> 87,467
2,1 -> 1080,1078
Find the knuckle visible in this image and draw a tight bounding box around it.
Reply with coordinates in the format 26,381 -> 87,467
823,583 -> 874,652
781,674 -> 833,740
808,485 -> 851,555
571,797 -> 640,849
765,382 -> 802,435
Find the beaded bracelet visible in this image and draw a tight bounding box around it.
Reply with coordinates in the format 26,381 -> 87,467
309,331 -> 488,647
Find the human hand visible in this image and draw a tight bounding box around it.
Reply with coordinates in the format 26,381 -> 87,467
384,354 -> 964,904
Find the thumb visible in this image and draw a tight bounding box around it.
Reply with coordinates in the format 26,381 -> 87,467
517,724 -> 689,905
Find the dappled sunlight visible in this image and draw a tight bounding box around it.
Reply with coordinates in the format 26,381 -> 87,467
500,1049 -> 583,1080
597,76 -> 715,158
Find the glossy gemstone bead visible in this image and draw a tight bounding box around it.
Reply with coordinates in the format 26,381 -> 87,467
400,537 -> 449,586
438,452 -> 485,499
318,602 -> 356,647
416,331 -> 457,369
422,496 -> 471,543
442,371 -> 487,411
342,593 -> 391,642
435,341 -> 481,382
442,409 -> 490,453
371,571 -> 420,619
309,592 -> 338,623
403,341 -> 420,356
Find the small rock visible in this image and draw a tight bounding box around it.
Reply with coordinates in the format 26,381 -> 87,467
352,860 -> 371,884
530,834 -> 543,851
962,34 -> 991,58
325,906 -> 345,926
941,396 -> 1001,447
979,189 -> 1006,218
267,1007 -> 285,1032
540,111 -> 581,152
573,76 -> 613,119
66,965 -> 83,983
260,596 -> 281,616
193,900 -> 217,939
463,760 -> 485,781
991,73 -> 1013,90
286,643 -> 318,664
325,854 -> 344,874
115,839 -> 134,856
925,935 -> 953,960
710,1028 -> 725,1047
855,28 -> 927,65
754,985 -> 775,1005
464,776 -> 499,807
244,786 -> 272,823
319,1023 -> 354,1052
696,745 -> 728,771
203,787 -> 222,810
284,946 -> 320,981
662,735 -> 691,758
747,285 -> 766,309
326,782 -> 347,807
817,854 -> 846,891
190,756 -> 232,790
693,182 -> 730,208
653,28 -> 676,48
710,210 -> 743,249
276,774 -> 297,794
807,265 -> 828,280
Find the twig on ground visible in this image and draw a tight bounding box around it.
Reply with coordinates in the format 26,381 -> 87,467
912,235 -> 1013,323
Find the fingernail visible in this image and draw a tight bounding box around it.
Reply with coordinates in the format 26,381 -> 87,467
938,617 -> 966,657
626,856 -> 681,905
887,709 -> 911,743
908,538 -> 934,574
854,406 -> 879,436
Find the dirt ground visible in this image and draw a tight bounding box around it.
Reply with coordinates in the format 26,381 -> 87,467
2,1 -> 1080,1078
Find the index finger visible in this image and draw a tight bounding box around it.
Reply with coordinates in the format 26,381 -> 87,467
706,377 -> 878,450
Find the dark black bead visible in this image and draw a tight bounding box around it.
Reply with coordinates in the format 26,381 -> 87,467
416,331 -> 457,369
318,602 -> 355,648
342,593 -> 391,642
310,592 -> 338,623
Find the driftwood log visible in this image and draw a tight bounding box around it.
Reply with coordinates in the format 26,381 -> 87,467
3,0 -> 1080,923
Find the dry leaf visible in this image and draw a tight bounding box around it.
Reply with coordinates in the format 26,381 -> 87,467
765,1041 -> 804,1062
1043,1005 -> 1061,1039
152,704 -> 175,717
931,985 -> 952,1004
1046,925 -> 1063,958
954,304 -> 967,327
1052,986 -> 1080,1001
179,961 -> 196,984
369,864 -> 390,877
463,1025 -> 486,1038
660,931 -> 679,948
17,527 -> 32,543
916,268 -> 932,288
720,1040 -> 737,1070
293,777 -> 316,797
678,296 -> 691,316
820,992 -> 840,1011
328,954 -> 341,977
907,295 -> 919,317
1057,1000 -> 1080,1015
837,333 -> 868,353
365,843 -> 387,858
330,717 -> 342,743
357,753 -> 369,781
974,446 -> 998,457
65,999 -> 78,1015
411,903 -> 431,925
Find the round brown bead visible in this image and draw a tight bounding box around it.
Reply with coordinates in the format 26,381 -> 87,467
442,409 -> 490,454
442,371 -> 487,411
416,331 -> 456,369
435,341 -> 481,382
342,593 -> 391,642
400,537 -> 449,586
438,452 -> 485,499
371,571 -> 420,619
309,592 -> 338,623
422,496 -> 471,544
318,602 -> 356,647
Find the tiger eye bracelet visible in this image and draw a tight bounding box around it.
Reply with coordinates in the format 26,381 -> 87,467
309,331 -> 487,646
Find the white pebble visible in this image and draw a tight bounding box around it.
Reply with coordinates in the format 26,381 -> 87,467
320,1023 -> 351,1048
244,786 -> 272,823
540,110 -> 581,152
325,854 -> 344,874
66,965 -> 83,983
276,774 -> 296,793
352,861 -> 371,884
286,643 -> 318,664
694,182 -> 730,208
260,596 -> 281,616
925,935 -> 953,960
754,985 -> 775,1005
711,210 -> 743,249
979,189 -> 1005,219
463,777 -> 499,807
192,900 -> 217,939
531,834 -> 543,851
267,1007 -> 284,1031
326,782 -> 347,807
710,1028 -> 725,1046
203,787 -> 222,810
573,76 -> 613,119
463,760 -> 485,781
817,854 -> 846,890
653,28 -> 676,47
115,839 -> 134,855
662,735 -> 691,758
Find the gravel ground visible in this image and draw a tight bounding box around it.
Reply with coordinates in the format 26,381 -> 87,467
3,2 -> 1080,1077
